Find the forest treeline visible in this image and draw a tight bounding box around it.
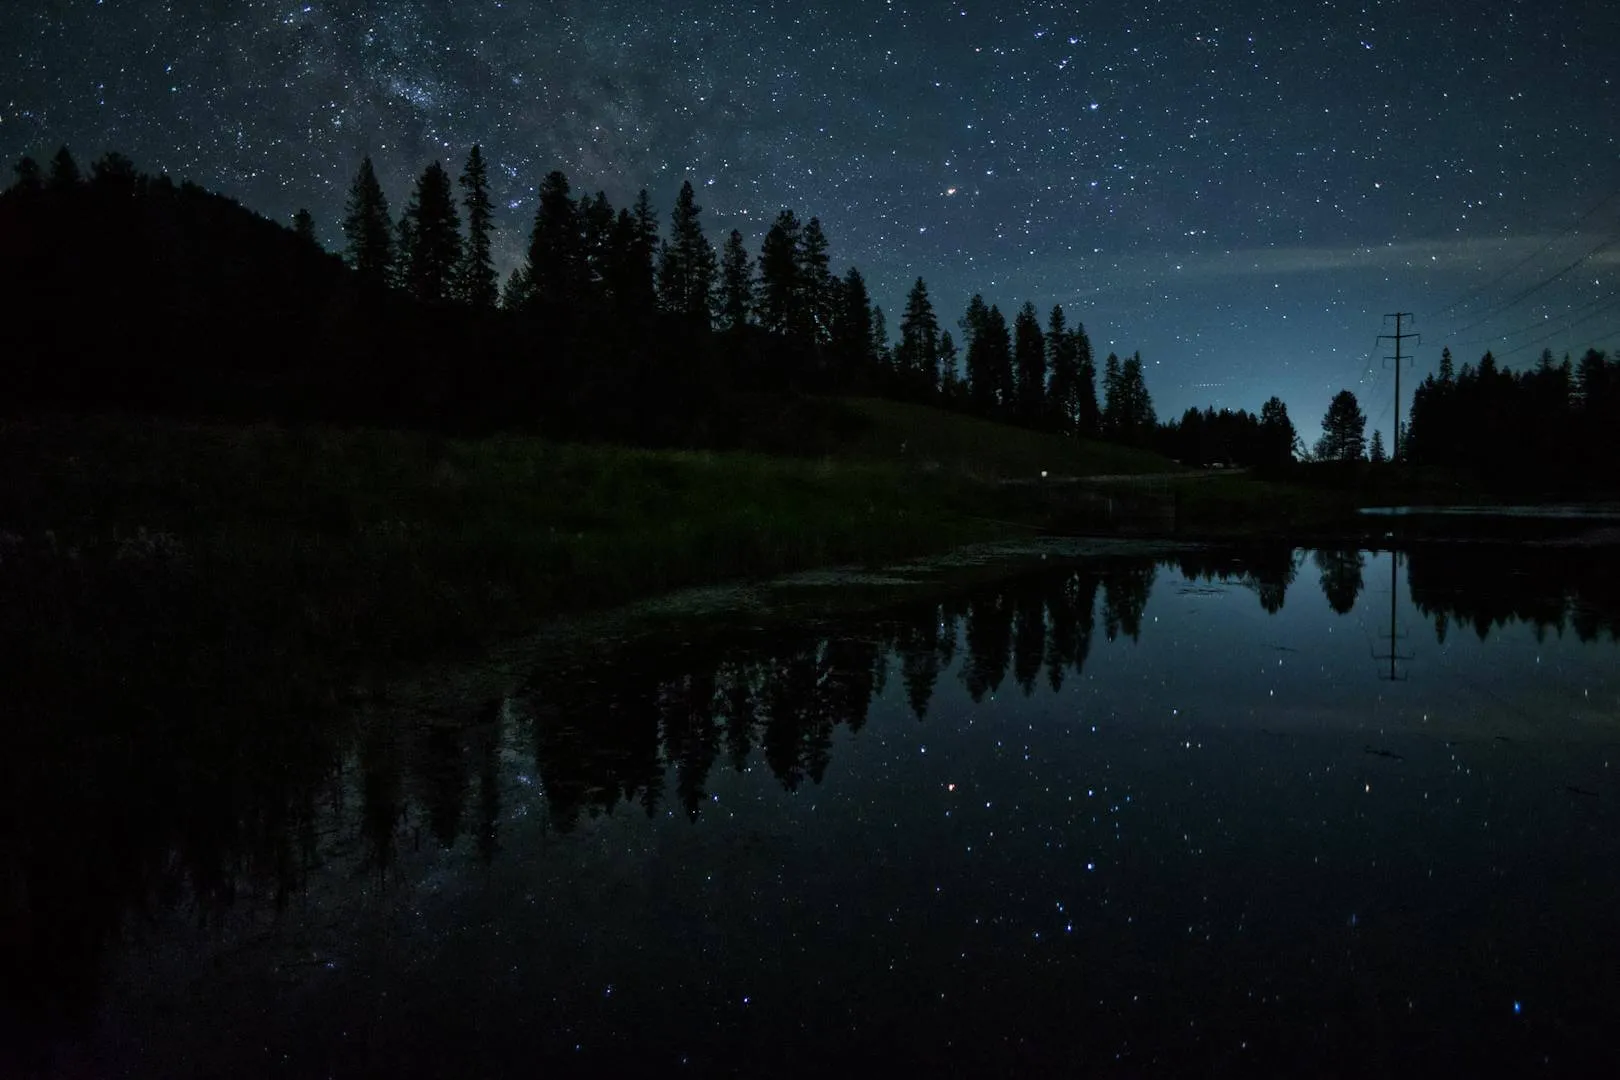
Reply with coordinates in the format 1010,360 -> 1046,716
2,145 -> 1160,451
1404,346 -> 1620,482
1157,344 -> 1620,484
6,145 -> 1615,481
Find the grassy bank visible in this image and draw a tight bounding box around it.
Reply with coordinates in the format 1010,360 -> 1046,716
1,413 -> 1037,685
836,398 -> 1181,479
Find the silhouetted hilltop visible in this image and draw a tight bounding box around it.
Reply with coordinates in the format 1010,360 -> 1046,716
1,164 -> 533,432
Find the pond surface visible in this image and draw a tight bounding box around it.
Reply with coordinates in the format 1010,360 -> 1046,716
10,541 -> 1620,1075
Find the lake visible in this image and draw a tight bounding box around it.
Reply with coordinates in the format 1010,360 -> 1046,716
9,540 -> 1620,1075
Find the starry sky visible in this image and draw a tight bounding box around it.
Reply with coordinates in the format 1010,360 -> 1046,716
5,0 -> 1619,435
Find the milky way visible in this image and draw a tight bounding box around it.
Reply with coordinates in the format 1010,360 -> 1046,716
4,0 -> 1618,434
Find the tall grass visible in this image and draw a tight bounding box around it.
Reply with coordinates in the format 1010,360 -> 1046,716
0,414 -> 1004,686
839,398 -> 1183,479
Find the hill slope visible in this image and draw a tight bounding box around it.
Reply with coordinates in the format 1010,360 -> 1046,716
837,398 -> 1183,478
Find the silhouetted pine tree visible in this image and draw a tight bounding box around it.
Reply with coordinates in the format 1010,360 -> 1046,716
457,145 -> 498,308
896,277 -> 940,398
579,190 -> 616,306
1369,428 -> 1386,463
48,146 -> 80,190
89,152 -> 138,194
603,197 -> 659,321
342,156 -> 393,289
985,305 -> 1014,411
1074,322 -> 1099,435
1258,396 -> 1296,467
871,304 -> 890,369
292,208 -> 316,245
1100,353 -> 1123,435
828,266 -> 874,390
1575,348 -> 1617,475
628,190 -> 660,305
525,170 -> 585,312
757,209 -> 802,337
961,294 -> 995,412
718,229 -> 754,332
1013,301 -> 1046,424
1119,352 -> 1156,440
403,161 -> 462,305
1045,305 -> 1079,433
11,155 -> 42,194
391,211 -> 414,291
799,216 -> 832,347
499,267 -> 530,310
938,330 -> 963,405
1315,389 -> 1366,462
657,180 -> 717,324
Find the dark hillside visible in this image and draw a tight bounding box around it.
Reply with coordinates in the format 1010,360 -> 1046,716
1,175 -> 538,431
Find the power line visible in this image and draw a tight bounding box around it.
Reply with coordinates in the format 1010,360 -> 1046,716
1449,287 -> 1620,349
1430,186 -> 1620,319
1440,233 -> 1620,340
1493,295 -> 1620,362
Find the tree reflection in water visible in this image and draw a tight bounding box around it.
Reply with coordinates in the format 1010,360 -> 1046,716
1314,549 -> 1367,614
7,541 -> 1620,1070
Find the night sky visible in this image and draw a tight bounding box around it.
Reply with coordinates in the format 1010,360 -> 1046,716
5,0 -> 1619,435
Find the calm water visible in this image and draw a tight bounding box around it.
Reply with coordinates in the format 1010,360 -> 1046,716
9,542 -> 1620,1075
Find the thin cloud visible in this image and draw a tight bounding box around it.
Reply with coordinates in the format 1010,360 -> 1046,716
1176,235 -> 1581,278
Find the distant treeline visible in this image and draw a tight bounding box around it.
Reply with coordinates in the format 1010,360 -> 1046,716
1405,346 -> 1620,484
3,145 -> 1166,451
1158,343 -> 1620,485
1154,399 -> 1300,470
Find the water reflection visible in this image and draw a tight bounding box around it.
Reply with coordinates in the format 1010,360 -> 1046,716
1407,541 -> 1620,643
1313,548 -> 1367,614
6,542 -> 1620,1074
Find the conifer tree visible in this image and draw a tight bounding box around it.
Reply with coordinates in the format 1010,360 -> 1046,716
404,161 -> 462,305
499,267 -> 531,310
1101,352 -> 1123,434
985,304 -> 1014,410
457,145 -> 498,309
829,266 -> 874,389
89,152 -> 138,193
579,190 -> 616,304
1013,301 -> 1046,424
1075,321 -> 1100,435
11,155 -> 42,194
719,229 -> 754,332
525,170 -> 585,311
47,146 -> 80,190
871,304 -> 890,368
292,208 -> 317,245
938,331 -> 962,404
604,194 -> 660,320
1369,428 -> 1387,464
961,294 -> 995,412
1046,305 -> 1080,433
342,155 -> 393,289
392,211 -> 414,292
799,216 -> 832,346
1315,389 -> 1367,462
896,277 -> 941,397
629,189 -> 660,305
1258,396 -> 1296,467
657,180 -> 717,323
757,209 -> 803,337
1120,352 -> 1156,436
